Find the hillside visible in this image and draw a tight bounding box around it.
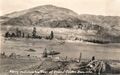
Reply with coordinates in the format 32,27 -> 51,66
79,14 -> 120,30
1,5 -> 81,28
1,5 -> 103,30
79,14 -> 120,40
1,5 -> 106,34
1,5 -> 120,43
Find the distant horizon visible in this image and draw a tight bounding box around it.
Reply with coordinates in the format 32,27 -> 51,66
0,0 -> 120,16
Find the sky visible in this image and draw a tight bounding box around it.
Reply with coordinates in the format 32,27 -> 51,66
0,0 -> 120,16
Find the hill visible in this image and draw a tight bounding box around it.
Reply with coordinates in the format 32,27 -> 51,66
1,5 -> 120,43
79,14 -> 120,30
1,5 -> 82,28
79,14 -> 120,41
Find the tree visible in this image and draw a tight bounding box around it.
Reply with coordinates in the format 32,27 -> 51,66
16,28 -> 21,37
5,31 -> 10,38
22,32 -> 25,38
27,34 -> 30,38
32,27 -> 37,38
16,28 -> 19,37
11,33 -> 16,37
50,31 -> 54,40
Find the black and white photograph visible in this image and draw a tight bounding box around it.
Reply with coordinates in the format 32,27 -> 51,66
0,0 -> 120,75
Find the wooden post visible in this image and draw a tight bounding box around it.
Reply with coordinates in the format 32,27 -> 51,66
65,56 -> 67,61
79,53 -> 82,63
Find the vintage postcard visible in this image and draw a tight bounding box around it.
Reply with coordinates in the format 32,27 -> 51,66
0,0 -> 120,75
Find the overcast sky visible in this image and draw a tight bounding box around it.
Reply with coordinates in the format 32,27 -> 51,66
0,0 -> 120,16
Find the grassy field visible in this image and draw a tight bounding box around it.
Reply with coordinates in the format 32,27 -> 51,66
0,38 -> 120,75
1,25 -> 112,42
1,25 -> 120,75
0,57 -> 41,75
1,38 -> 120,60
